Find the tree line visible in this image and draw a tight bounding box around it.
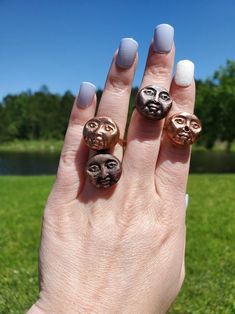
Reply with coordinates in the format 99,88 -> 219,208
1,60 -> 235,150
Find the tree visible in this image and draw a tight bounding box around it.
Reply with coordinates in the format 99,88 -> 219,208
212,60 -> 235,150
1,60 -> 235,150
195,80 -> 219,149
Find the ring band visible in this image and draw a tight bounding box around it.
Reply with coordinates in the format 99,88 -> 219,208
136,85 -> 172,120
165,112 -> 202,145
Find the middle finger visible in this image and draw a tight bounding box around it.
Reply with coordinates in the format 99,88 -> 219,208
123,24 -> 175,181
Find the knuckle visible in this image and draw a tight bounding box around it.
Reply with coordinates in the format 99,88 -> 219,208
59,126 -> 83,168
145,65 -> 171,84
69,113 -> 84,128
43,204 -> 75,237
60,149 -> 77,167
107,73 -> 131,94
154,201 -> 183,235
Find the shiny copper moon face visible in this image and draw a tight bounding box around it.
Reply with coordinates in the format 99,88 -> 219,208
136,85 -> 172,120
83,117 -> 120,150
165,112 -> 202,145
86,154 -> 122,188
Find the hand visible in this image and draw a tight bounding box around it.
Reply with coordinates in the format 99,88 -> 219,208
28,24 -> 195,314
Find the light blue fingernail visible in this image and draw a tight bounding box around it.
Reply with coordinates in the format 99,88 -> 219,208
153,24 -> 174,53
116,38 -> 138,69
77,82 -> 96,109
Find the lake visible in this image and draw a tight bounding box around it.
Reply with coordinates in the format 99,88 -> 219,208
0,151 -> 234,175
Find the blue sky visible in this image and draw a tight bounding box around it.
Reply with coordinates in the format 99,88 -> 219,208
0,0 -> 235,100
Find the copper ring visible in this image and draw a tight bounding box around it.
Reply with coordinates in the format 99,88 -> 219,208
83,116 -> 120,150
165,112 -> 202,146
135,85 -> 172,120
86,153 -> 122,188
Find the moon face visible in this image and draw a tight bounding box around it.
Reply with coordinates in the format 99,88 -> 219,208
136,85 -> 172,120
165,112 -> 202,145
86,154 -> 122,188
83,117 -> 120,150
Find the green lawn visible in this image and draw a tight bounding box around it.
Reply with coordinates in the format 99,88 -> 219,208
0,140 -> 63,153
0,175 -> 234,313
0,139 -> 234,153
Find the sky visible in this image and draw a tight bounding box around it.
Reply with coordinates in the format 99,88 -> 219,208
0,0 -> 235,100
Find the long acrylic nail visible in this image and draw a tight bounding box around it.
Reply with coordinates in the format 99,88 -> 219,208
153,24 -> 174,53
116,38 -> 138,69
175,60 -> 194,87
185,194 -> 189,210
77,82 -> 96,109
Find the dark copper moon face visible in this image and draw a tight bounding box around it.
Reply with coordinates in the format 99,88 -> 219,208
136,85 -> 172,120
86,154 -> 122,188
83,117 -> 120,150
165,112 -> 202,145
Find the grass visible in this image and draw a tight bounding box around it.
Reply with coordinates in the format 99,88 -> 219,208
0,140 -> 63,153
0,140 -> 234,153
0,175 -> 234,313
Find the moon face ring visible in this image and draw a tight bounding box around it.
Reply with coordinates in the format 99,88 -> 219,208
83,116 -> 120,151
165,112 -> 202,145
86,154 -> 122,188
135,85 -> 172,120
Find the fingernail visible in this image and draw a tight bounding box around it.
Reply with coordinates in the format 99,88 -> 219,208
175,60 -> 194,87
185,194 -> 189,210
77,82 -> 96,108
116,38 -> 138,69
153,24 -> 174,53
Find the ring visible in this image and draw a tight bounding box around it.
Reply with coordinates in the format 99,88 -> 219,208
83,116 -> 120,150
86,153 -> 122,188
135,85 -> 172,120
165,112 -> 202,145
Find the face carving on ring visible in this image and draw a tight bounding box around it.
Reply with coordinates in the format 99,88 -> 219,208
83,117 -> 120,150
86,154 -> 122,188
165,112 -> 202,145
136,85 -> 172,120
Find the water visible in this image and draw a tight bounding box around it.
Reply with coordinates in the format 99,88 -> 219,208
0,151 -> 234,175
0,152 -> 60,175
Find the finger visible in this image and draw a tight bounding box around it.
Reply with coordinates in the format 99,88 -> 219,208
123,24 -> 175,179
94,38 -> 138,160
50,82 -> 97,204
156,60 -> 195,202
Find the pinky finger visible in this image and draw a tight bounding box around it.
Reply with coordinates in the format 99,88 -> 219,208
155,60 -> 195,209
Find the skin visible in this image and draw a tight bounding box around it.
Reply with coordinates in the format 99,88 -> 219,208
28,37 -> 196,314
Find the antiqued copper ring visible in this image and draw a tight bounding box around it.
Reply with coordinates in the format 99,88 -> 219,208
86,153 -> 122,188
83,116 -> 120,151
135,85 -> 173,120
165,112 -> 202,146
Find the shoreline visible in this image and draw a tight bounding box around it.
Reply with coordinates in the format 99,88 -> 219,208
0,140 -> 234,153
0,140 -> 63,153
